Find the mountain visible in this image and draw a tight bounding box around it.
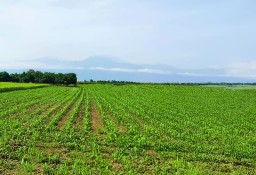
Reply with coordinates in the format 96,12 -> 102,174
2,56 -> 255,83
33,56 -> 160,70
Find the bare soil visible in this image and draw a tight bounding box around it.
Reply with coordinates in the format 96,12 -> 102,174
89,100 -> 105,133
57,100 -> 77,129
105,110 -> 126,133
73,100 -> 85,130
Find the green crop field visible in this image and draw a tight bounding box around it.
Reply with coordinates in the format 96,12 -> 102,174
0,82 -> 48,93
0,84 -> 255,174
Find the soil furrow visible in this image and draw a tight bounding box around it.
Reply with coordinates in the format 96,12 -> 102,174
89,100 -> 105,134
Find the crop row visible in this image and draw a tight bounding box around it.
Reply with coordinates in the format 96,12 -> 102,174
0,82 -> 48,93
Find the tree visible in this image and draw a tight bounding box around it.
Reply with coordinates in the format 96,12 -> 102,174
64,73 -> 77,85
0,71 -> 11,82
19,72 -> 30,83
0,70 -> 78,85
10,73 -> 20,82
41,72 -> 56,84
55,73 -> 65,84
26,69 -> 37,83
34,71 -> 43,83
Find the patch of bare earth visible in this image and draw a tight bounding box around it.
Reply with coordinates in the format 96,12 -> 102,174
34,144 -> 70,173
23,103 -> 56,128
105,110 -> 126,133
43,103 -> 66,125
33,163 -> 43,175
43,96 -> 74,126
57,100 -> 78,129
36,144 -> 68,159
89,100 -> 105,134
0,159 -> 19,175
39,103 -> 57,116
111,162 -> 124,172
73,100 -> 85,131
11,103 -> 38,120
101,147 -> 124,172
1,168 -> 17,175
146,149 -> 158,157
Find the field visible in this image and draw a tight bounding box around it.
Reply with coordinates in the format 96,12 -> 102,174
0,82 -> 48,92
203,84 -> 256,90
0,83 -> 256,174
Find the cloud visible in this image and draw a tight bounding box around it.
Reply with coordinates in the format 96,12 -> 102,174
0,0 -> 256,72
0,61 -> 74,70
89,67 -> 171,74
226,61 -> 256,79
177,72 -> 225,77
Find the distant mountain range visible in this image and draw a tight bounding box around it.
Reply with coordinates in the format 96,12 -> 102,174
2,56 -> 255,83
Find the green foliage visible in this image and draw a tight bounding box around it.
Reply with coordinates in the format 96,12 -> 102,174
0,71 -> 12,82
0,70 -> 77,85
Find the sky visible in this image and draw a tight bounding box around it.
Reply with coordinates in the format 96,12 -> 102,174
0,0 -> 256,78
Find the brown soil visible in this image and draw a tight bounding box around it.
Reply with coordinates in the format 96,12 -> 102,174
22,103 -> 56,128
40,103 -> 56,116
0,159 -> 19,175
73,100 -> 85,130
101,147 -> 124,172
146,149 -> 158,157
105,110 -> 126,133
9,103 -> 39,120
43,103 -> 66,126
89,100 -> 105,133
33,163 -> 43,175
57,100 -> 77,129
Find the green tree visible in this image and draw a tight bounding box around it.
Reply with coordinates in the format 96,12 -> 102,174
64,73 -> 77,86
10,73 -> 20,82
41,72 -> 55,84
0,71 -> 11,82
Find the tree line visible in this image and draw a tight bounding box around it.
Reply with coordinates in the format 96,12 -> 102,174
80,80 -> 256,85
0,70 -> 77,85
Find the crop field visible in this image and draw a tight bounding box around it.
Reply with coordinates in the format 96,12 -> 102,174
0,82 -> 48,93
0,84 -> 256,174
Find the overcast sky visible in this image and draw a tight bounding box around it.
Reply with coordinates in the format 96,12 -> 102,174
0,0 -> 256,77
